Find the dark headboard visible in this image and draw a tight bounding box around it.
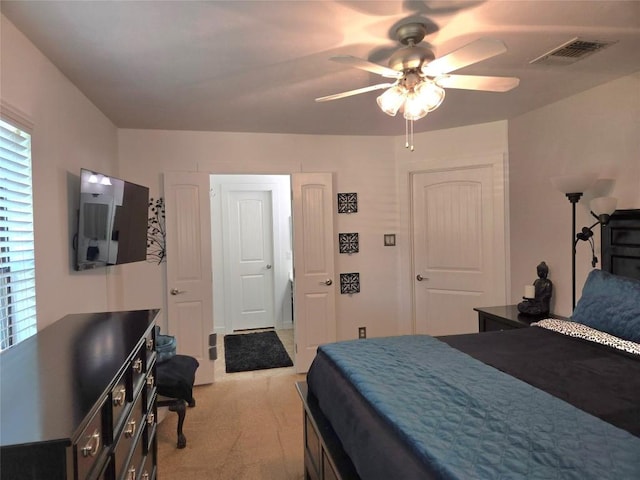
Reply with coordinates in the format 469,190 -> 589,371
601,209 -> 640,281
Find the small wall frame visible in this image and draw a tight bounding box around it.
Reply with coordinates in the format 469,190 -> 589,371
384,234 -> 396,247
337,192 -> 358,214
339,233 -> 359,254
340,272 -> 361,294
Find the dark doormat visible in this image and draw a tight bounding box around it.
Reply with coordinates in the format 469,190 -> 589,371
224,331 -> 293,373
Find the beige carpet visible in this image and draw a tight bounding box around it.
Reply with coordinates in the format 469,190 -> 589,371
156,329 -> 306,479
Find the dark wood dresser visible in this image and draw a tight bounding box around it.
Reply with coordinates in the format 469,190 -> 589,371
0,309 -> 159,480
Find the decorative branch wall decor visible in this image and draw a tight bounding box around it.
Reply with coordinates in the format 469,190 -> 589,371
147,197 -> 166,264
337,192 -> 358,214
340,273 -> 360,294
339,233 -> 359,254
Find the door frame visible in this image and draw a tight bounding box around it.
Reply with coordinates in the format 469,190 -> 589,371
216,182 -> 282,333
210,175 -> 292,336
397,153 -> 511,334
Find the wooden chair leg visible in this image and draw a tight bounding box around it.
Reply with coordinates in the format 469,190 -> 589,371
168,400 -> 187,448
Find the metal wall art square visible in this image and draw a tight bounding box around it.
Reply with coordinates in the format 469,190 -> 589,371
337,192 -> 358,214
340,272 -> 360,294
339,233 -> 359,254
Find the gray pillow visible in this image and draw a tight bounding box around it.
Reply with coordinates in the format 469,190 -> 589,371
572,269 -> 640,343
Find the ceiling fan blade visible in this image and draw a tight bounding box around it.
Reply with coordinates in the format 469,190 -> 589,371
423,38 -> 508,76
330,56 -> 402,79
315,83 -> 396,102
436,74 -> 520,92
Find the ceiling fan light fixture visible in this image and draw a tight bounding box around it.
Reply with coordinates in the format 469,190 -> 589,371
414,80 -> 446,112
320,29 -> 519,152
403,92 -> 429,121
376,86 -> 406,116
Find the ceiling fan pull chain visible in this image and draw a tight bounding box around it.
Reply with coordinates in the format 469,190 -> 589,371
405,117 -> 409,149
410,119 -> 415,152
404,118 -> 415,152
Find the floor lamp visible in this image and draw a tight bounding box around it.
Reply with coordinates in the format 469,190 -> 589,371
551,174 -> 597,311
575,196 -> 618,268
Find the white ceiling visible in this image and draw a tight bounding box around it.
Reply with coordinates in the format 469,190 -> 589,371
2,1 -> 639,136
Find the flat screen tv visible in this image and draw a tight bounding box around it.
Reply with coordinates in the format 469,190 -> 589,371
75,168 -> 149,271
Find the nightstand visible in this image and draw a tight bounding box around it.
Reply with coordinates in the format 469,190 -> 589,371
474,305 -> 555,332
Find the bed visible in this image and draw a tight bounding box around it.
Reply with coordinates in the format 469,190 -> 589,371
296,209 -> 640,480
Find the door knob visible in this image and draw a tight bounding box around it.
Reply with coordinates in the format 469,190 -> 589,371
416,275 -> 428,282
323,279 -> 333,286
266,264 -> 272,269
170,288 -> 185,295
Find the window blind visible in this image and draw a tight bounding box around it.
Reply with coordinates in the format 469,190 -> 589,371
0,118 -> 36,351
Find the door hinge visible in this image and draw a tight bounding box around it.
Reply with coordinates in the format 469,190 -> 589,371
294,343 -> 297,353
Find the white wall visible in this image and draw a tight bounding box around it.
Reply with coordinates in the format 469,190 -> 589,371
509,72 -> 640,317
117,130 -> 403,339
0,15 -> 120,328
117,123 -> 511,338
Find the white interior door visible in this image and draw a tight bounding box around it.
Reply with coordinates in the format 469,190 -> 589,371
223,187 -> 275,331
164,172 -> 214,385
292,173 -> 336,373
412,165 -> 505,336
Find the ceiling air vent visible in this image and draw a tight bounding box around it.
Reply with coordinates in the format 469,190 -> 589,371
530,37 -> 617,66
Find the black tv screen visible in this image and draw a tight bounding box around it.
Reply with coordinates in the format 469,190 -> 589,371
76,168 -> 149,271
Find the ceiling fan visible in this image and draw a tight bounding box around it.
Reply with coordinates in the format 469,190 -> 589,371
316,22 -> 520,147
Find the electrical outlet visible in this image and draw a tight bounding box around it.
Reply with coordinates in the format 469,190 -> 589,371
358,327 -> 366,339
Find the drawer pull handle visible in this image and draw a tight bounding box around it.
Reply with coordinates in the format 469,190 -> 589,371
113,387 -> 126,406
146,338 -> 154,351
146,375 -> 155,387
124,419 -> 136,438
81,429 -> 100,457
147,412 -> 155,425
133,358 -> 143,374
127,467 -> 136,480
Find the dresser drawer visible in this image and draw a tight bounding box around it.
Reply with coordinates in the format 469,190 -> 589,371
129,345 -> 147,401
74,400 -> 108,480
119,434 -> 144,480
143,404 -> 157,455
144,366 -> 156,412
111,371 -> 129,437
113,392 -> 145,479
144,328 -> 156,365
139,445 -> 156,480
482,317 -> 518,332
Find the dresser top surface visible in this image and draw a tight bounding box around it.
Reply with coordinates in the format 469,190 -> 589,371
0,309 -> 158,448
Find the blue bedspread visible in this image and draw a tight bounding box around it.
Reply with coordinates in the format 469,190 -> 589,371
309,335 -> 640,479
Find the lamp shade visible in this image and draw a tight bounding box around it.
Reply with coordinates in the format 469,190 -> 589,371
376,86 -> 405,116
590,196 -> 617,216
550,173 -> 597,194
403,92 -> 429,121
414,81 -> 445,112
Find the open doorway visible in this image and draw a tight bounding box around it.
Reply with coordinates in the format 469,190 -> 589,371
210,174 -> 293,360
165,171 -> 335,378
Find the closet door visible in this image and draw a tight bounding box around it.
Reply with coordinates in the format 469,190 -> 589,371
292,173 -> 336,373
164,171 -> 214,385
